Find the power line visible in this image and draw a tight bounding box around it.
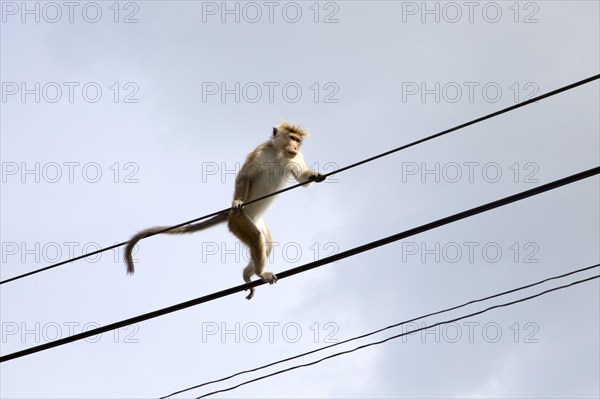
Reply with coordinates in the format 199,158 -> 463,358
327,74 -> 599,178
194,273 -> 600,399
161,263 -> 600,398
2,73 -> 597,286
1,167 -> 597,363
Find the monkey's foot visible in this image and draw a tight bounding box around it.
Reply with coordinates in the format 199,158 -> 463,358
246,287 -> 255,300
260,272 -> 278,284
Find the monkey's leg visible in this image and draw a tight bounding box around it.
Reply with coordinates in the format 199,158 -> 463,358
242,262 -> 256,300
228,211 -> 276,299
260,221 -> 274,270
242,223 -> 274,301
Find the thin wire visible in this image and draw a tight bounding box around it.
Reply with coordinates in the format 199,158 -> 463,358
327,74 -> 599,178
161,263 -> 600,398
1,167 -> 597,363
196,274 -> 600,398
2,74 -> 597,285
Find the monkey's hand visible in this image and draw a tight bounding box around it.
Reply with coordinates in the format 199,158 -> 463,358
310,172 -> 325,183
313,172 -> 326,183
232,199 -> 244,209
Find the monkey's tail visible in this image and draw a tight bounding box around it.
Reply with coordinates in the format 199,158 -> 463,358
124,212 -> 228,274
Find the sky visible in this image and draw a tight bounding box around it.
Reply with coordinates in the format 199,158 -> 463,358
0,1 -> 599,398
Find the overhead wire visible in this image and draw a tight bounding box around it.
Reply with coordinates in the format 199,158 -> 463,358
2,73 -> 598,286
192,273 -> 600,398
160,263 -> 600,398
1,166 -> 597,363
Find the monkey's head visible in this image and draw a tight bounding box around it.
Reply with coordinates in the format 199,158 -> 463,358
272,122 -> 309,159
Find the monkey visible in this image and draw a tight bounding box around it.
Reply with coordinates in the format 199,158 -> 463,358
124,122 -> 324,299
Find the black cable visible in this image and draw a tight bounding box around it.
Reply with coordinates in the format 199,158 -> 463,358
195,273 -> 600,399
2,74 -> 597,286
1,167 -> 597,363
326,74 -> 599,178
161,263 -> 600,398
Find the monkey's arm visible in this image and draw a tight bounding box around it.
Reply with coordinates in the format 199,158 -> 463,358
291,153 -> 325,185
232,174 -> 249,209
232,152 -> 262,208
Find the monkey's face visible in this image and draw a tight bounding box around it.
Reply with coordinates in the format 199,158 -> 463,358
284,133 -> 301,158
273,125 -> 306,159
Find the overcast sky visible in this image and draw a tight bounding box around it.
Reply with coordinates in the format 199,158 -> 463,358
1,1 -> 599,398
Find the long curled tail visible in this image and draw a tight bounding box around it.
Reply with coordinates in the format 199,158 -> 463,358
124,212 -> 228,274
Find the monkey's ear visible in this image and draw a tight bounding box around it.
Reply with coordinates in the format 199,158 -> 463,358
272,127 -> 277,136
